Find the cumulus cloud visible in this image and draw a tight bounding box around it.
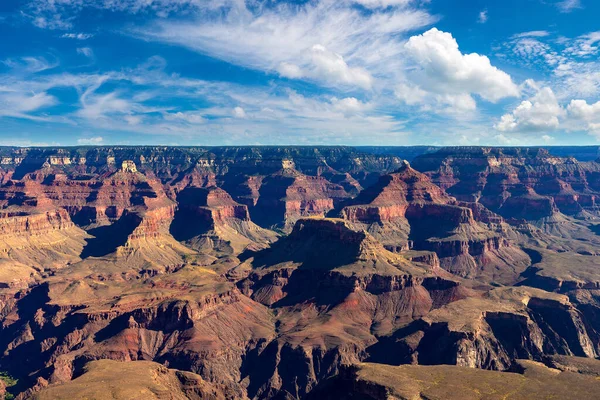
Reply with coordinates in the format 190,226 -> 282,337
396,28 -> 519,114
495,87 -> 564,132
394,83 -> 428,106
567,99 -> 600,119
331,97 -> 369,116
232,106 -> 246,118
567,99 -> 600,134
405,28 -> 519,102
277,63 -> 304,79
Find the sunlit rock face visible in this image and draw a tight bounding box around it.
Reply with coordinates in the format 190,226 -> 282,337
0,146 -> 600,399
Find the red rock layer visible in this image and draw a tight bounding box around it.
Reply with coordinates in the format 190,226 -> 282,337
411,147 -> 600,221
339,163 -> 530,284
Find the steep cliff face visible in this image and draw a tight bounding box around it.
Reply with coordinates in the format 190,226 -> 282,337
0,271 -> 275,399
232,168 -> 352,231
1,146 -> 600,399
0,209 -> 87,285
411,147 -> 600,224
231,218 -> 471,398
338,163 -> 530,284
170,187 -> 277,255
368,287 -> 597,370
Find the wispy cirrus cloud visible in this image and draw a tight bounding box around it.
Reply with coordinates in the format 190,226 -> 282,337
77,136 -> 104,144
555,0 -> 582,13
0,91 -> 57,120
61,32 -> 94,40
0,56 -> 407,144
130,0 -> 435,90
2,56 -> 59,73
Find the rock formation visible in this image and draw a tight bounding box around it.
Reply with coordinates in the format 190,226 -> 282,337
337,162 -> 530,284
0,146 -> 598,399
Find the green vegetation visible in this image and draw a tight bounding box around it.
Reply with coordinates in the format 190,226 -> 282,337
0,372 -> 17,400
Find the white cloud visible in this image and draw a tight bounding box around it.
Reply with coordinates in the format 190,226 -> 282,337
163,111 -> 205,124
77,136 -> 103,144
542,134 -> 555,143
394,83 -> 428,106
501,30 -> 600,99
511,31 -> 551,39
25,0 -> 222,29
232,106 -> 246,118
567,99 -> 600,119
352,0 -> 413,8
402,28 -> 519,111
565,31 -> 600,57
495,87 -> 564,132
331,97 -> 369,116
277,63 -> 304,79
556,0 -> 582,13
124,115 -> 142,125
0,56 -> 408,144
308,45 -> 373,89
3,56 -> 58,73
275,45 -> 373,89
477,9 -> 488,24
77,47 -> 94,58
61,33 -> 93,40
0,91 -> 57,120
567,99 -> 600,135
131,0 -> 435,90
77,91 -> 132,120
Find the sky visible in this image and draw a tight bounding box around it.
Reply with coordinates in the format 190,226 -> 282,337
1,0 -> 600,146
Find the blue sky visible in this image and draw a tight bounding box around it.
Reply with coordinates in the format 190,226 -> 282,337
1,0 -> 600,146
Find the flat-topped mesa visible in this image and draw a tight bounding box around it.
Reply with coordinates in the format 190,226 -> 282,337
176,186 -> 250,224
171,187 -> 277,254
115,204 -> 194,269
120,160 -> 137,173
289,217 -> 368,246
243,167 -> 351,230
245,217 -> 434,279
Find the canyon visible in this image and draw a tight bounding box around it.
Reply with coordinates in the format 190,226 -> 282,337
0,146 -> 600,398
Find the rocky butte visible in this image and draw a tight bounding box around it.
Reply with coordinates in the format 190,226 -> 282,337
0,146 -> 600,399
